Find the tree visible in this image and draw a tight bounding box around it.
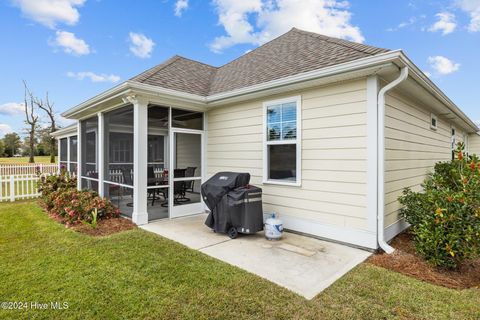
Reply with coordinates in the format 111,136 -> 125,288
23,81 -> 39,163
0,139 -> 5,157
3,133 -> 21,157
35,92 -> 57,163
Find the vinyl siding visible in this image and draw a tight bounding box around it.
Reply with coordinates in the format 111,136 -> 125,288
207,79 -> 369,233
384,90 -> 466,227
468,133 -> 480,155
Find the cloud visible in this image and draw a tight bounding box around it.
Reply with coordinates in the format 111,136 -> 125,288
456,0 -> 480,32
128,32 -> 155,58
0,124 -> 13,136
12,0 -> 86,28
51,30 -> 90,55
428,12 -> 457,35
174,0 -> 189,17
427,55 -> 460,75
210,0 -> 364,53
0,102 -> 25,116
67,71 -> 120,83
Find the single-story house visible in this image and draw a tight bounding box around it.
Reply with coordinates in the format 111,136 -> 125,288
53,28 -> 479,252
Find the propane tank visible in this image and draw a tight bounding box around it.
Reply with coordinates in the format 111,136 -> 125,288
265,213 -> 283,240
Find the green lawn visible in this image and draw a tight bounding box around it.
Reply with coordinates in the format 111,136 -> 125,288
0,202 -> 478,320
0,156 -> 56,164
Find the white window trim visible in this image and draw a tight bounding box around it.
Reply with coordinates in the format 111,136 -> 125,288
430,113 -> 438,130
451,125 -> 456,150
262,95 -> 302,187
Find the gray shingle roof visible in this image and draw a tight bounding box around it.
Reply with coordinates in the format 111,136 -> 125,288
130,28 -> 390,96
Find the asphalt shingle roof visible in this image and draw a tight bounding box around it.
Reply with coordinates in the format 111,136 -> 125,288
130,28 -> 390,96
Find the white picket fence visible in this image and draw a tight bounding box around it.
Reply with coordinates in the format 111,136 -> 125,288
0,163 -> 58,176
0,174 -> 43,202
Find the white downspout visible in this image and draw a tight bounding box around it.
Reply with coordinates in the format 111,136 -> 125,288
377,67 -> 409,253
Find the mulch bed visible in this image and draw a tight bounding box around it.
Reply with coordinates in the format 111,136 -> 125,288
367,232 -> 480,289
42,203 -> 136,237
69,218 -> 136,236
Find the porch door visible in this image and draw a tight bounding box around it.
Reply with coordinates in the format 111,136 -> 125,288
169,129 -> 204,218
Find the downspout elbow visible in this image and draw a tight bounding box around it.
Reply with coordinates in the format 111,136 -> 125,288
377,67 -> 409,254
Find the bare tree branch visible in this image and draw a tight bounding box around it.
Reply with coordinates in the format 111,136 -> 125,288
22,80 -> 39,163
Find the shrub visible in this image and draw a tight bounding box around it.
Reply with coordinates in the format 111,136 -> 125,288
38,171 -> 119,225
38,171 -> 77,209
399,143 -> 480,269
50,188 -> 119,223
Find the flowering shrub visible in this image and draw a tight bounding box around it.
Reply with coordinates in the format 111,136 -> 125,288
39,171 -> 119,224
399,143 -> 480,269
50,188 -> 119,223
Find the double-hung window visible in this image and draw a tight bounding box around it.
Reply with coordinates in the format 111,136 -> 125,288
263,96 -> 301,186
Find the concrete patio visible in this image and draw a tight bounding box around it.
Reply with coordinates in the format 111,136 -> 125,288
141,214 -> 371,299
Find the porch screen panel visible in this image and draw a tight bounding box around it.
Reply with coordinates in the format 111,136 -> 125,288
104,105 -> 134,186
80,116 -> 98,179
59,138 -> 68,169
69,135 -> 78,173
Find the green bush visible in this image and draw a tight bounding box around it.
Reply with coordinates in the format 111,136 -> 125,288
50,188 -> 119,223
38,171 -> 119,224
38,171 -> 77,209
399,144 -> 480,269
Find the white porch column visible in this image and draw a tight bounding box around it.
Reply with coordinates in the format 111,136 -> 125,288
132,97 -> 148,224
97,112 -> 105,197
77,121 -> 82,190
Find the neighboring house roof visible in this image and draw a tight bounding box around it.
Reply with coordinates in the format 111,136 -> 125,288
130,28 -> 390,96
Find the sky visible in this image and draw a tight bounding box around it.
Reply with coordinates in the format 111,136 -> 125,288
0,0 -> 479,137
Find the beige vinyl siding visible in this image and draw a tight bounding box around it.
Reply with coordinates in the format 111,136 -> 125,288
469,133 -> 480,155
384,91 -> 458,227
207,78 -> 369,231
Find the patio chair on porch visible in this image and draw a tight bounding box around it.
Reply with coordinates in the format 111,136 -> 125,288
176,167 -> 196,202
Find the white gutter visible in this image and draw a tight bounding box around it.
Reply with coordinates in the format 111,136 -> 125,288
377,66 -> 409,254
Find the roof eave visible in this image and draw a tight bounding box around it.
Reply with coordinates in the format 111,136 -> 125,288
397,52 -> 479,132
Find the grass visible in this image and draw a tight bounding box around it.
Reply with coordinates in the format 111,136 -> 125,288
0,156 -> 56,164
0,201 -> 479,320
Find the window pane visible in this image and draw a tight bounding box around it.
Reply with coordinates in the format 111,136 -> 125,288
267,105 -> 281,123
266,101 -> 297,141
282,103 -> 296,122
104,105 -> 134,186
282,121 -> 297,140
268,144 -> 296,181
172,108 -> 203,130
69,136 -> 77,162
60,138 -> 68,161
81,116 -> 98,176
267,123 -> 281,141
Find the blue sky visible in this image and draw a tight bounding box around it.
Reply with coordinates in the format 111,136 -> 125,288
0,0 -> 479,136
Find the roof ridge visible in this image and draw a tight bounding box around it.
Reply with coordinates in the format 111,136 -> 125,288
290,27 -> 389,56
174,55 -> 218,69
130,55 -> 182,83
216,28 -> 298,70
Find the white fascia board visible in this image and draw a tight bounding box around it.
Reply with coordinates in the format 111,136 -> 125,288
61,82 -> 131,118
51,124 -> 78,138
60,48 -> 478,132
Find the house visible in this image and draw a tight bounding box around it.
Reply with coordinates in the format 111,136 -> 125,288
53,28 -> 479,251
